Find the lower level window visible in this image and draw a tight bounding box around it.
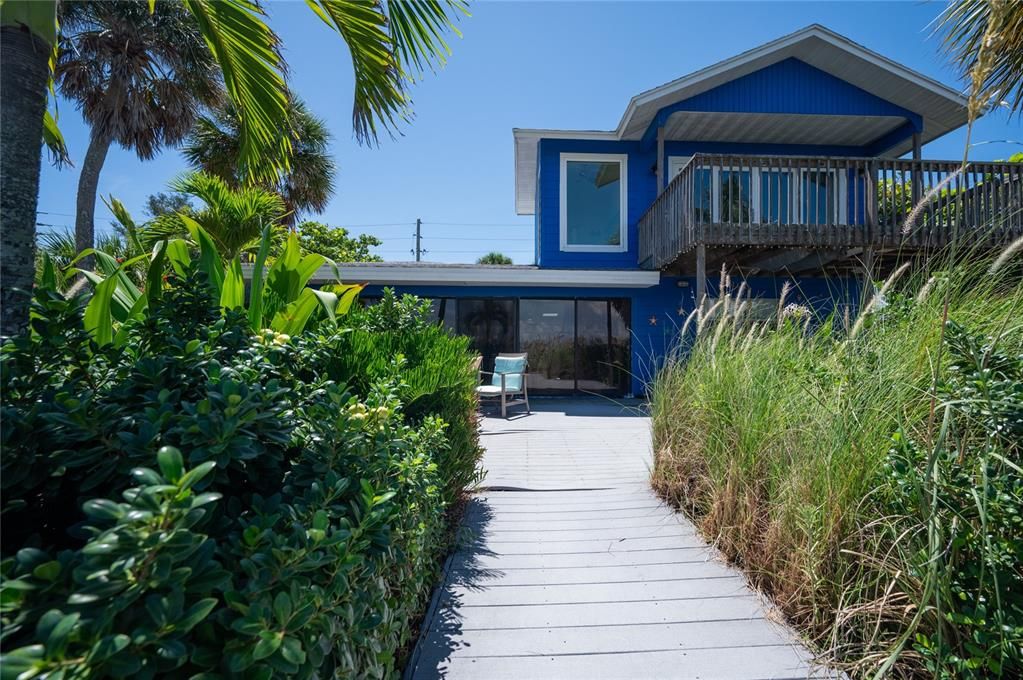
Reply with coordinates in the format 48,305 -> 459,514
560,153 -> 628,252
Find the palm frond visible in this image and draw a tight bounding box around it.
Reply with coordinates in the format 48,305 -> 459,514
386,0 -> 467,79
182,0 -> 291,181
306,0 -> 407,144
938,0 -> 1023,116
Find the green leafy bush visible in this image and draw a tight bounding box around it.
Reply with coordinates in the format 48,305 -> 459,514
1,276 -> 480,678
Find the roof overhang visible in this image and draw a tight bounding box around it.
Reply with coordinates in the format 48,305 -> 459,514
514,24 -> 970,215
302,263 -> 661,288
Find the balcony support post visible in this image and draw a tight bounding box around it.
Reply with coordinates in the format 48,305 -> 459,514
656,124 -> 665,193
695,243 -> 707,311
911,132 -> 923,208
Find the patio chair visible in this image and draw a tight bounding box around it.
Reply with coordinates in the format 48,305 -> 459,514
477,353 -> 530,418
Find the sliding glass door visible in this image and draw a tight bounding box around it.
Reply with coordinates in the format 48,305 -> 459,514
456,299 -> 516,374
381,296 -> 632,395
518,298 -> 631,395
519,300 -> 575,392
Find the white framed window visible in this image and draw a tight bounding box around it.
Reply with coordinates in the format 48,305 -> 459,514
559,153 -> 628,252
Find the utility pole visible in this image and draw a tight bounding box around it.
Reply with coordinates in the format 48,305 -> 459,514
415,217 -> 422,262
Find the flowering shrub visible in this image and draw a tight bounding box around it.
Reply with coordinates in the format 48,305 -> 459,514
0,273 -> 480,677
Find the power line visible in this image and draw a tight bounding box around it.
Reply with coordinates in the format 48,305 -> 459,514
425,221 -> 532,227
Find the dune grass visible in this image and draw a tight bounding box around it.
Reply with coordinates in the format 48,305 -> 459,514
650,246 -> 1022,678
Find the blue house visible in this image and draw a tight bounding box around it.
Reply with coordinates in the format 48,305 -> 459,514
327,25 -> 1022,397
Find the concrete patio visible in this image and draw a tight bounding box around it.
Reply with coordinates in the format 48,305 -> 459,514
406,399 -> 834,679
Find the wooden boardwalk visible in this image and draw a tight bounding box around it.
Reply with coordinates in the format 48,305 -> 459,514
407,400 -> 834,679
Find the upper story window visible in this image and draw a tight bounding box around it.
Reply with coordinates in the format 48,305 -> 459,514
559,153 -> 628,252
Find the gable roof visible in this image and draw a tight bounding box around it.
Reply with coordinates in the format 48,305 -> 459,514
514,24 -> 970,214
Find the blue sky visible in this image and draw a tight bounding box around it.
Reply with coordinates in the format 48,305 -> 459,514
37,0 -> 1021,264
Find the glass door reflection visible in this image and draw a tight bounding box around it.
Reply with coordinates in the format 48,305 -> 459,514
519,300 -> 575,393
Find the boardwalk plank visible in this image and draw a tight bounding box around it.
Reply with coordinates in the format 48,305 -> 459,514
406,401 -> 832,680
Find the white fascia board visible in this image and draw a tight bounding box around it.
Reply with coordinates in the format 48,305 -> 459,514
305,264 -> 660,289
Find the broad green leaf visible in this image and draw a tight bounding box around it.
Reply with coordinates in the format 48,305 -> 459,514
270,288 -> 321,336
157,446 -> 184,483
178,461 -> 217,490
309,288 -> 339,325
38,251 -> 60,291
84,274 -> 120,345
147,241 -> 169,305
252,632 -> 282,660
180,214 -> 225,296
333,282 -> 364,316
280,636 -> 306,665
273,592 -> 292,625
221,257 -> 245,310
112,294 -> 149,347
247,225 -> 273,330
72,250 -> 147,321
176,598 -> 218,632
42,107 -> 70,168
165,239 -> 193,277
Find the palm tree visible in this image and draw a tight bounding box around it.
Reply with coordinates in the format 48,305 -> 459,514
0,0 -> 467,336
151,171 -> 286,259
1,3 -> 56,336
183,98 -> 336,226
477,252 -> 513,265
57,0 -> 222,268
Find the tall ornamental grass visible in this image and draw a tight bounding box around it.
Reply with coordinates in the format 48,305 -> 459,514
651,245 -> 1022,678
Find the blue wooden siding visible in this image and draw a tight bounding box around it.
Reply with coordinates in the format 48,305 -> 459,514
536,139 -> 654,269
640,58 -> 922,147
534,57 -> 924,270
361,274 -> 859,395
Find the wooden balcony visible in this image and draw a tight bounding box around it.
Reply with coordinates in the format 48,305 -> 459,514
638,154 -> 1023,277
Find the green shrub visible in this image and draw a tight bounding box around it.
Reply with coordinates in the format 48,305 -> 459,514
1,276 -> 479,678
650,256 -> 1022,678
331,290 -> 484,504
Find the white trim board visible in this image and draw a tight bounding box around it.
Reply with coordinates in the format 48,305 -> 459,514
242,264 -> 661,289
559,152 -> 629,253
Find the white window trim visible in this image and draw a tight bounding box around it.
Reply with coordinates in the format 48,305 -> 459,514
559,152 -> 629,253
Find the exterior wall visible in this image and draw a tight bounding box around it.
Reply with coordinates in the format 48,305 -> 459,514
361,273 -> 860,396
534,58 -> 920,271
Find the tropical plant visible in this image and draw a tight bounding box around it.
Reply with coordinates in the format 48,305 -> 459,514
184,99 -> 336,225
152,171 -> 287,259
71,220 -> 361,347
1,0 -> 467,336
0,278 -> 481,676
477,251 -> 513,265
56,0 -> 221,266
276,220 -> 382,262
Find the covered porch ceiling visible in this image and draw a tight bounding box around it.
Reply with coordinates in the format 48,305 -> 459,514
661,111 -> 907,148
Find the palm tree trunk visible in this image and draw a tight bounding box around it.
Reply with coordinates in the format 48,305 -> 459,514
0,25 -> 50,338
75,132 -> 113,271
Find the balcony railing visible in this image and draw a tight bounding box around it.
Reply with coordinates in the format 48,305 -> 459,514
638,153 -> 1023,270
